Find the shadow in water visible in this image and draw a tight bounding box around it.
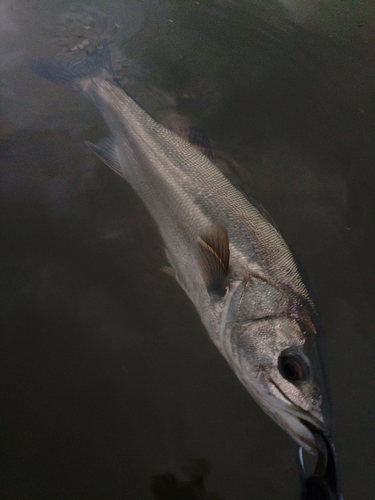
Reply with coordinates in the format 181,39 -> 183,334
151,459 -> 223,500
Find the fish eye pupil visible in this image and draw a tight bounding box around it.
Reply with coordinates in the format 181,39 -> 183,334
283,360 -> 298,379
279,355 -> 304,381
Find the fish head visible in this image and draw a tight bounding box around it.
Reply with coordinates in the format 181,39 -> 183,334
221,286 -> 331,455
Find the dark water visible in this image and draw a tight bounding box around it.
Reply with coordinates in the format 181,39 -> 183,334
1,1 -> 375,498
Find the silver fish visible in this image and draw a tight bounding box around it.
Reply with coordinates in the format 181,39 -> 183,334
30,44 -> 333,456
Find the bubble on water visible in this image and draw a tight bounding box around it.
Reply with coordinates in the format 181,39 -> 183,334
43,3 -> 161,94
51,4 -> 120,58
47,2 -> 144,69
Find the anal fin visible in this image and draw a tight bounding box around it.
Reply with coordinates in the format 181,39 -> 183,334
161,265 -> 176,278
196,224 -> 229,297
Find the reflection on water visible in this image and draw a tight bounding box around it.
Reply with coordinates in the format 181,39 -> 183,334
1,1 -> 375,498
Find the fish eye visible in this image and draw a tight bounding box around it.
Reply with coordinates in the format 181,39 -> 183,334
278,353 -> 309,382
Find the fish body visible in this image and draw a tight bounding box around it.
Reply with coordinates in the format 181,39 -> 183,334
30,44 -> 332,455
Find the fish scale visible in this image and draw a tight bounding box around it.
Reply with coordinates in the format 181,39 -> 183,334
96,80 -> 308,302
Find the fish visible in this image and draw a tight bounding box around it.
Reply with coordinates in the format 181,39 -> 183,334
30,43 -> 333,456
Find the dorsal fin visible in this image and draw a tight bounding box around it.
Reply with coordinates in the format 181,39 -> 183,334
196,224 -> 229,297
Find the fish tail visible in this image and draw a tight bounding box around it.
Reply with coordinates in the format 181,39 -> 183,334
29,41 -> 117,93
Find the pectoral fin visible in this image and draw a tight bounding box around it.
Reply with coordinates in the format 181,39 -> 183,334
196,224 -> 229,297
85,137 -> 125,179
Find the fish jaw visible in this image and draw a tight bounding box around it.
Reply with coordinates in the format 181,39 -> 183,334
257,375 -> 328,455
273,410 -> 322,455
235,365 -> 329,455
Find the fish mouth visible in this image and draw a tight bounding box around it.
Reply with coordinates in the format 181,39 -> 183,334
270,407 -> 322,455
280,406 -> 329,456
268,377 -> 327,455
297,417 -> 324,454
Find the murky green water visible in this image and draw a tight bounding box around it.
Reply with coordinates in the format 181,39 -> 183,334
1,1 -> 375,498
